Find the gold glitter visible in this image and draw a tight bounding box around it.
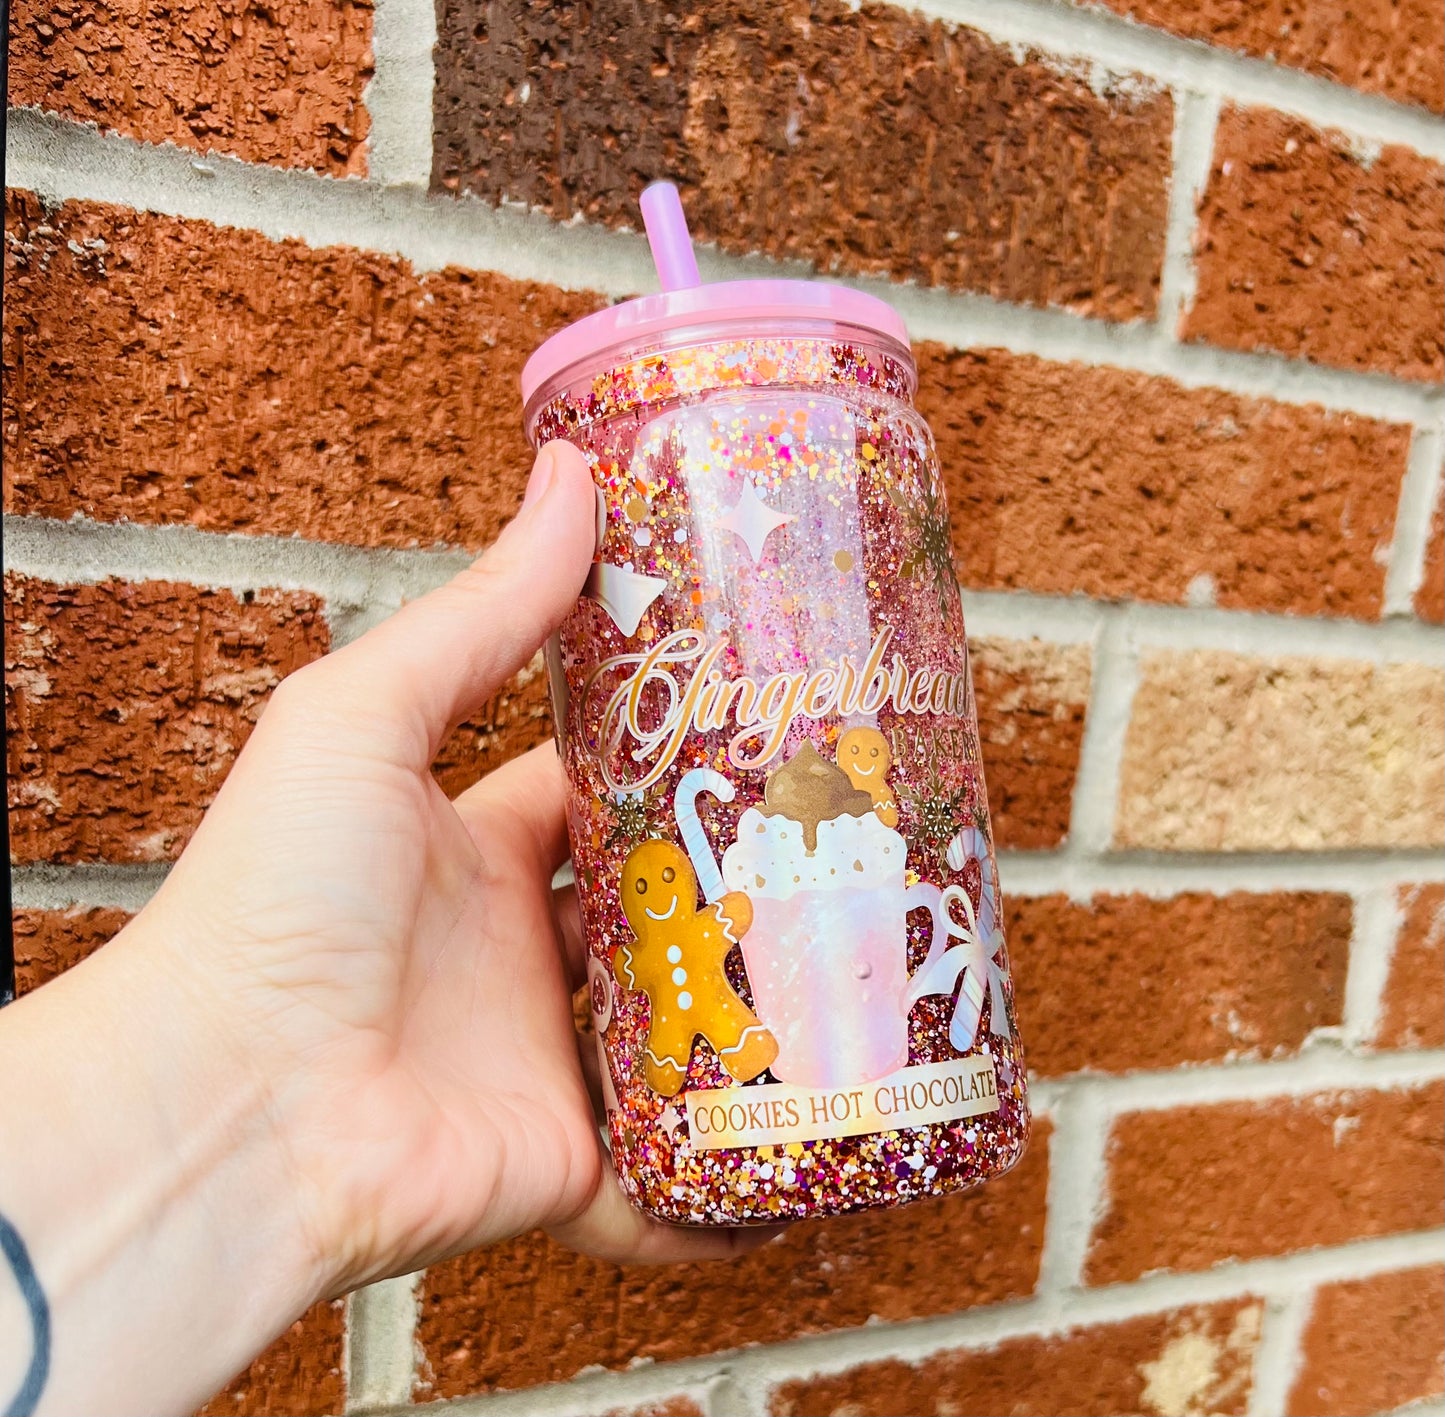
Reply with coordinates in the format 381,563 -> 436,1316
625,495 -> 650,523
833,549 -> 855,572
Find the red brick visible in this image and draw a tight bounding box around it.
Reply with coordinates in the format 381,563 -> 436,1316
415,1122 -> 1048,1398
1379,884 -> 1445,1051
10,907 -> 131,993
433,0 -> 1173,321
5,573 -> 329,863
3,191 -> 602,549
1419,480 -> 1445,625
921,345 -> 1410,619
1011,892 -> 1350,1077
8,0 -> 372,175
970,638 -> 1090,850
1186,107 -> 1445,384
432,655 -> 553,798
196,1299 -> 345,1417
770,1298 -> 1262,1417
1288,1266 -> 1445,1416
1088,1082 -> 1445,1285
1092,0 -> 1443,112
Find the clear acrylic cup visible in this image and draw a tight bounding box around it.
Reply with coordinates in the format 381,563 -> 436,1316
521,197 -> 1029,1225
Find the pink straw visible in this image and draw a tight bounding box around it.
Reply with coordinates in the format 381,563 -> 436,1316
640,181 -> 701,292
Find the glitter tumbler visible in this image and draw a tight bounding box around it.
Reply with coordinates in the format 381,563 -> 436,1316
522,184 -> 1029,1225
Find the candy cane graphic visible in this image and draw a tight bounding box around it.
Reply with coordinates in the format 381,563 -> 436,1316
674,767 -> 734,903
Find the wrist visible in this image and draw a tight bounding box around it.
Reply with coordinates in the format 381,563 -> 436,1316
0,913 -> 327,1414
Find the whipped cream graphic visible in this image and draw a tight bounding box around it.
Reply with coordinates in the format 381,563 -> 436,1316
712,741 -> 949,1087
722,806 -> 904,900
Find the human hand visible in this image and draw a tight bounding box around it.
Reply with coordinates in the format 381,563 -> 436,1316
136,439 -> 764,1288
0,442 -> 766,1416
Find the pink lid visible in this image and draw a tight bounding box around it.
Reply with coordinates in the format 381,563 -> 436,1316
520,183 -> 910,410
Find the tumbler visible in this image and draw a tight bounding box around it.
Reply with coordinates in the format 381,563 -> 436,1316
522,185 -> 1029,1225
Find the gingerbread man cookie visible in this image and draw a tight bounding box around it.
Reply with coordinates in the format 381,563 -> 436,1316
616,840 -> 779,1097
837,726 -> 899,828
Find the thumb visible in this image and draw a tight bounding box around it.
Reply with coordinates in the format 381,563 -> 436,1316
297,440 -> 596,765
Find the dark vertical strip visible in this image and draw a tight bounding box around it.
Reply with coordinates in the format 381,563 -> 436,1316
0,0 -> 14,1009
0,1213 -> 49,1417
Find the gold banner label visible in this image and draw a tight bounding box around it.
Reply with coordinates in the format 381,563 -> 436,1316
683,1056 -> 999,1151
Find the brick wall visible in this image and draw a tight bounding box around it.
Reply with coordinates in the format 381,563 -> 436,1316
5,0 -> 1443,1414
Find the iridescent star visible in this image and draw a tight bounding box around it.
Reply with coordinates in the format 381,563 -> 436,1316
659,1102 -> 685,1139
718,478 -> 795,563
583,561 -> 668,637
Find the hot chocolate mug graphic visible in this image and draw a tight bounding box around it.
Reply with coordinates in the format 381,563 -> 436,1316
668,741 -> 999,1090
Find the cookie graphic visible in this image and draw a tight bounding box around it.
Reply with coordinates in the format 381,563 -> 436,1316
837,726 -> 899,827
616,840 -> 779,1097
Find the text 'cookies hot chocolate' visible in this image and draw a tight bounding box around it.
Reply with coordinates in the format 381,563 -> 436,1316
523,183 -> 1030,1225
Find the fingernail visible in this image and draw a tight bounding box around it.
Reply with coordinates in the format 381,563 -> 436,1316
522,442 -> 561,512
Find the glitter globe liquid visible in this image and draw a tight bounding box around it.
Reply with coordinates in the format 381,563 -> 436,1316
521,185 -> 1029,1225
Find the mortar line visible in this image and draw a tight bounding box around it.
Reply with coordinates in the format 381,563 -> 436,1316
1061,616 -> 1137,867
1384,429 -> 1445,618
907,0 -> 1445,157
1342,887 -> 1404,1048
363,0 -> 437,188
391,1229 -> 1445,1417
1247,1289 -> 1314,1417
11,516 -> 1443,670
995,849 -> 1445,898
702,1373 -> 755,1417
10,849 -> 1443,920
9,110 -> 1444,426
2,514 -> 471,609
347,1274 -> 421,1414
1070,1044 -> 1445,1115
8,862 -> 170,912
1032,1081 -> 1109,1298
1156,88 -> 1221,339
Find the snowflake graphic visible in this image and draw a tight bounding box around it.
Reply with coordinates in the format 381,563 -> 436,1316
897,757 -> 965,870
603,786 -> 671,851
891,470 -> 958,618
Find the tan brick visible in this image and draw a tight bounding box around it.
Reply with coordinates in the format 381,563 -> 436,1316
415,1122 -> 1048,1397
1419,480 -> 1445,625
970,638 -> 1090,850
11,907 -> 131,994
1012,892 -> 1350,1077
1088,1083 -> 1445,1285
5,574 -> 329,863
196,1299 -> 345,1417
1092,0 -> 1443,112
1186,107 -> 1445,384
3,191 -> 602,549
432,0 -> 1173,320
770,1299 -> 1262,1417
432,656 -> 553,799
9,0 -> 372,175
921,345 -> 1410,619
1287,1265 -> 1445,1416
1379,884 -> 1445,1051
1115,650 -> 1445,852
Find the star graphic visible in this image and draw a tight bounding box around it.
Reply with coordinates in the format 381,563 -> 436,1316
583,560 -> 668,637
718,478 -> 795,563
659,1102 -> 685,1139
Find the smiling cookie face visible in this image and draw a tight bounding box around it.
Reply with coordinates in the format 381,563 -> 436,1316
621,839 -> 697,934
838,726 -> 891,786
